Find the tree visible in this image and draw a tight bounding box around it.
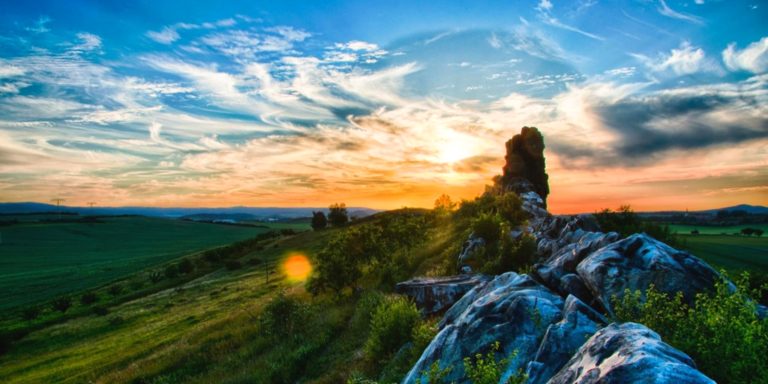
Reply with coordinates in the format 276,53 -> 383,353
328,203 -> 349,227
756,229 -> 764,237
52,297 -> 72,313
80,292 -> 98,305
741,228 -> 755,236
434,194 -> 456,212
311,211 -> 327,231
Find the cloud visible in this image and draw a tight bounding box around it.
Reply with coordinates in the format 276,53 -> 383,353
26,16 -> 51,34
723,36 -> 768,74
325,40 -> 388,63
199,27 -> 311,58
632,41 -> 720,76
535,0 -> 604,41
657,0 -> 705,24
146,27 -> 180,44
71,32 -> 102,53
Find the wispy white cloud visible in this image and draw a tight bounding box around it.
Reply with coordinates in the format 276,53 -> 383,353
657,0 -> 705,24
535,0 -> 604,41
632,41 -> 721,76
145,18 -> 245,44
26,16 -> 51,34
723,36 -> 768,74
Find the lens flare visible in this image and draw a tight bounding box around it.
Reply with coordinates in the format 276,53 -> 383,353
282,253 -> 312,282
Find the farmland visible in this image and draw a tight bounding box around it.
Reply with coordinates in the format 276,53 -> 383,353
0,216 -> 305,310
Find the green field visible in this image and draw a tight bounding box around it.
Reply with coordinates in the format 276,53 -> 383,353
676,234 -> 768,273
669,224 -> 768,235
0,217 -> 279,310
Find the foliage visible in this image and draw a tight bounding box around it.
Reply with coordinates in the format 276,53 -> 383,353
418,361 -> 453,384
108,284 -> 124,296
740,227 -> 764,237
312,211 -> 328,231
80,292 -> 98,305
259,292 -> 310,340
434,194 -> 457,214
472,213 -> 503,243
177,258 -> 194,274
456,191 -> 525,227
463,341 -> 527,384
51,297 -> 72,313
92,306 -> 109,316
329,203 -> 349,227
595,205 -> 678,245
612,272 -> 768,384
164,264 -> 178,279
22,307 -> 40,321
364,296 -> 421,362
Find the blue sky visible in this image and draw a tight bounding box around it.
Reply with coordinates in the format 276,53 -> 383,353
0,0 -> 766,212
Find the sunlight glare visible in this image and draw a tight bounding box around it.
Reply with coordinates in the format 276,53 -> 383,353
282,253 -> 312,282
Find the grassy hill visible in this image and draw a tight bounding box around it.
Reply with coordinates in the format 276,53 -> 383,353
0,216 -> 306,310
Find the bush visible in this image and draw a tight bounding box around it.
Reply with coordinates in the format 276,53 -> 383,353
80,292 -> 98,305
149,271 -> 163,283
51,297 -> 72,313
92,306 -> 109,316
311,211 -> 327,231
463,341 -> 526,384
225,260 -> 242,270
259,292 -> 309,340
328,203 -> 349,227
108,284 -> 124,296
164,264 -> 178,278
178,258 -> 194,274
612,272 -> 768,384
108,315 -> 125,326
471,213 -> 502,243
22,307 -> 40,321
364,296 -> 421,362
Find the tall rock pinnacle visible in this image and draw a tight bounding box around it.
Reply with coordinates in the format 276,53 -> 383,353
501,126 -> 549,206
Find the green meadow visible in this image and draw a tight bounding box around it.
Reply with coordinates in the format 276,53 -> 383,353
676,234 -> 768,273
0,216 -> 302,310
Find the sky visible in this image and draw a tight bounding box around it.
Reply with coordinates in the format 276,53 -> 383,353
0,0 -> 766,213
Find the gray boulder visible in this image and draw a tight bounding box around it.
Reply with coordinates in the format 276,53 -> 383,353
395,275 -> 492,316
548,322 -> 715,384
525,295 -> 607,384
404,273 -> 564,384
576,233 -> 724,315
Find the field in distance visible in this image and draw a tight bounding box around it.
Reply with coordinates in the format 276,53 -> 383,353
0,215 -> 307,310
668,224 -> 768,273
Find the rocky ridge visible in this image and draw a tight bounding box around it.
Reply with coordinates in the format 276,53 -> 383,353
398,127 -> 721,384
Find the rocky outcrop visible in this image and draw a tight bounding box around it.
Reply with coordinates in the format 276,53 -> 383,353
395,275 -> 491,316
457,235 -> 485,273
576,233 -> 724,315
403,273 -> 564,384
400,127 -> 721,384
501,127 -> 549,206
548,323 -> 715,384
524,295 -> 606,384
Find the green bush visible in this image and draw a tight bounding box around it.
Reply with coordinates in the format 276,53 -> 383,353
22,307 -> 40,321
463,341 -> 526,384
164,264 -> 178,278
612,272 -> 768,384
108,284 -> 124,296
595,205 -> 677,245
364,296 -> 421,362
472,213 -> 502,243
259,292 -> 309,340
51,297 -> 72,313
80,292 -> 98,305
92,306 -> 109,316
178,258 -> 194,274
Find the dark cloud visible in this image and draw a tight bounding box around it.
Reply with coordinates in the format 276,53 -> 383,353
452,155 -> 500,173
550,90 -> 768,167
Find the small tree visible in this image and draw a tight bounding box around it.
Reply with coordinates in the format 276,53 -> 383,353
755,229 -> 764,237
52,297 -> 72,313
328,203 -> 349,227
434,194 -> 456,213
741,228 -> 755,236
178,258 -> 194,274
311,211 -> 328,231
108,284 -> 124,297
80,292 -> 98,305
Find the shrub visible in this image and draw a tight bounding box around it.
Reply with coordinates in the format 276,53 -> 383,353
311,211 -> 327,231
259,292 -> 309,340
328,203 -> 349,227
129,280 -> 144,291
471,213 -> 502,243
92,306 -> 109,316
463,341 -> 526,384
108,284 -> 124,296
51,297 -> 72,313
364,296 -> 421,362
149,271 -> 163,283
225,260 -> 242,270
612,272 -> 768,384
178,258 -> 194,274
108,315 -> 125,326
80,292 -> 98,305
22,307 -> 40,321
164,264 -> 178,278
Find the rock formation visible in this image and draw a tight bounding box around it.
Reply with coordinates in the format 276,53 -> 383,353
394,275 -> 491,316
397,127 -> 724,383
500,126 -> 549,205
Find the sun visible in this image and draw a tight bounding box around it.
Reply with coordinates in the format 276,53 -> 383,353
282,253 -> 312,282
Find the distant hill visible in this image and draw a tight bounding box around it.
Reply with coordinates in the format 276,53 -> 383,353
0,202 -> 379,220
637,204 -> 768,216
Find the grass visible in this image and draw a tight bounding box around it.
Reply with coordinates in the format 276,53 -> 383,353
0,216 -> 276,310
677,234 -> 768,272
0,228 -> 335,383
668,224 -> 768,235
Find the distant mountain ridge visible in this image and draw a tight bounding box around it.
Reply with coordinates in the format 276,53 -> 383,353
639,204 -> 768,216
0,202 -> 379,219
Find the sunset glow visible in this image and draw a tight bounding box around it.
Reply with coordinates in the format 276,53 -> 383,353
0,1 -> 766,213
